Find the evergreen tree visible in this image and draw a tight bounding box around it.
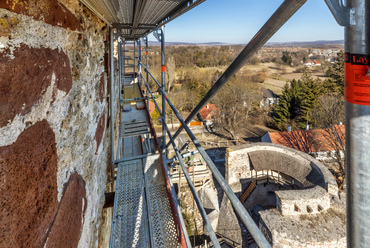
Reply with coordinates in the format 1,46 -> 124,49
274,80 -> 303,125
274,69 -> 325,129
281,51 -> 293,66
326,50 -> 344,94
300,70 -> 323,125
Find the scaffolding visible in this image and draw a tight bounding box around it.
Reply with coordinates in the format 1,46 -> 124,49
79,0 -> 370,247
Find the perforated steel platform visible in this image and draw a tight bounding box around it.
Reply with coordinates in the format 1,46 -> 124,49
110,160 -> 149,248
111,155 -> 178,248
144,155 -> 178,247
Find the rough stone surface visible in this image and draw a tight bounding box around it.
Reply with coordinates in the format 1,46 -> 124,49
46,172 -> 87,248
216,194 -> 243,246
0,1 -> 111,247
275,186 -> 331,216
0,120 -> 58,248
198,183 -> 220,231
0,43 -> 72,127
259,202 -> 346,247
95,109 -> 105,153
224,143 -> 344,247
0,14 -> 19,37
0,0 -> 81,31
99,72 -> 105,103
225,143 -> 338,196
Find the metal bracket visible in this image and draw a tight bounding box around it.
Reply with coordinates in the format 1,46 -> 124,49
153,28 -> 162,42
324,0 -> 354,26
121,96 -> 152,102
113,29 -> 122,40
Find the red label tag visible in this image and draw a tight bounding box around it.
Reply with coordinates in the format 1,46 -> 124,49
161,65 -> 165,72
345,53 -> 370,105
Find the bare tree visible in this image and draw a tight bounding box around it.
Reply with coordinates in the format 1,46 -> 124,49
310,93 -> 344,128
167,56 -> 176,93
214,78 -> 261,141
322,125 -> 345,179
310,93 -> 346,182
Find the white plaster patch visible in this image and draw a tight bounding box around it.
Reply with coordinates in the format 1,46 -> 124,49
0,8 -> 76,57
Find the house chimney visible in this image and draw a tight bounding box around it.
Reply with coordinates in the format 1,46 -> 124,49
206,104 -> 209,109
338,121 -> 343,125
305,124 -> 309,130
287,125 -> 291,131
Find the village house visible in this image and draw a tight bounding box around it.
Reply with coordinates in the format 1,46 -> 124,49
197,103 -> 220,126
303,60 -> 321,67
261,125 -> 345,161
260,88 -> 279,108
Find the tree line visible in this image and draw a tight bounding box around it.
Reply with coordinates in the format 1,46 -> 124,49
273,50 -> 344,131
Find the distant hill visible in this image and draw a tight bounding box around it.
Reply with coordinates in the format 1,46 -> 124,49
148,41 -> 229,46
265,40 -> 344,47
147,40 -> 344,47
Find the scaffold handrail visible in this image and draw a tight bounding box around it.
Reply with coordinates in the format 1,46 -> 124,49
139,72 -> 221,248
138,61 -> 272,248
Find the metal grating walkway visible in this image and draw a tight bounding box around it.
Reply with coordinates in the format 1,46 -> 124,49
144,155 -> 178,247
110,78 -> 178,247
111,155 -> 179,248
111,160 -> 149,247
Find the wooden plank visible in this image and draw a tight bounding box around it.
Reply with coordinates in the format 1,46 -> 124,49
123,83 -> 142,102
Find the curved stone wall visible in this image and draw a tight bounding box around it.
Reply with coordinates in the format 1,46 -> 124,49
225,142 -> 338,196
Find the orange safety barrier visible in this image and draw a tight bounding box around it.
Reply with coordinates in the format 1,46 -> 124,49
179,121 -> 201,127
190,121 -> 201,126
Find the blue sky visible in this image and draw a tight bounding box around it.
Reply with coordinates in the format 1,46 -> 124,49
153,0 -> 344,44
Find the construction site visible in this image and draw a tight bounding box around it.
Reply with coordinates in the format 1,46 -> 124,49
1,0 -> 369,248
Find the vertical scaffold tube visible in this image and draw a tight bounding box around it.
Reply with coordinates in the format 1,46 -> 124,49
345,1 -> 370,247
137,39 -> 142,87
161,27 -> 166,157
118,37 -> 122,104
109,27 -> 115,178
146,36 -> 149,94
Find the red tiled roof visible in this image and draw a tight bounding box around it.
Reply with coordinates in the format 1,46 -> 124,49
148,101 -> 161,116
268,125 -> 345,153
199,104 -> 220,120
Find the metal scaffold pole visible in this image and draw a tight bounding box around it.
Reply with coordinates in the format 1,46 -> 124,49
343,0 -> 370,247
137,39 -> 142,87
167,0 -> 307,146
145,36 -> 149,92
118,36 -> 122,103
109,27 -> 115,178
160,26 -> 166,157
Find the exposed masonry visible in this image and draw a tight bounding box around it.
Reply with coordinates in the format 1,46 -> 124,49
225,143 -> 345,247
275,186 -> 331,216
0,0 -> 111,246
0,120 -> 58,247
225,142 -> 338,196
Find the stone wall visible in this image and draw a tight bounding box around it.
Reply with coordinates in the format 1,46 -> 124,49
272,235 -> 346,248
225,143 -> 338,196
0,1 -> 113,247
271,231 -> 347,248
275,186 -> 331,216
225,146 -> 253,188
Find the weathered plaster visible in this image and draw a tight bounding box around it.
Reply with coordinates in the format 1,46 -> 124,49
0,1 -> 109,246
